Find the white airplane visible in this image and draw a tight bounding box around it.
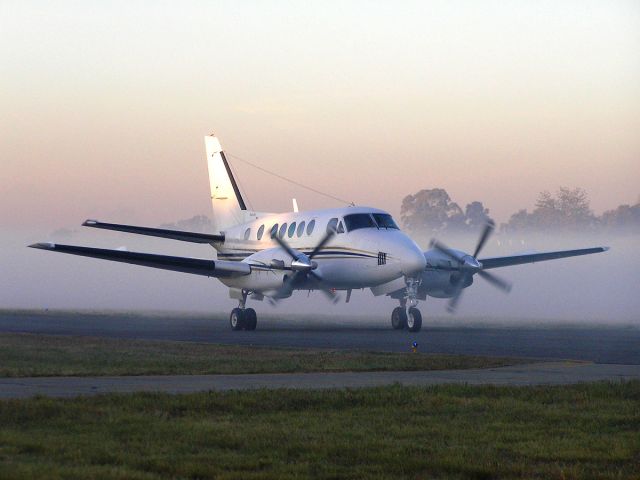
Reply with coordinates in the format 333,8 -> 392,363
30,134 -> 609,332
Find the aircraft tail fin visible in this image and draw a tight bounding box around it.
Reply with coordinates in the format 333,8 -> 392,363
205,134 -> 248,234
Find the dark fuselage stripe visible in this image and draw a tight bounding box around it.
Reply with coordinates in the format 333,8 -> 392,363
218,250 -> 378,260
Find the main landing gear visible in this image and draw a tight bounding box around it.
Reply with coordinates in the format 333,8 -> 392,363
230,290 -> 258,331
230,307 -> 257,331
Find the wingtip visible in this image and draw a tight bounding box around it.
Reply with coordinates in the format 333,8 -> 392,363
28,242 -> 56,250
602,246 -> 610,252
82,219 -> 98,227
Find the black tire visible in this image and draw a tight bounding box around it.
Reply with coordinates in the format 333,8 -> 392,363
244,308 -> 257,331
407,307 -> 422,332
230,308 -> 245,331
391,307 -> 407,330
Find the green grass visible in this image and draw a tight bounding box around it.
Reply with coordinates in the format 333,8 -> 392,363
0,333 -> 527,377
0,382 -> 638,479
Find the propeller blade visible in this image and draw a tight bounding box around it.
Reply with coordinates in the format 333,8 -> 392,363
270,271 -> 303,303
273,234 -> 299,261
308,229 -> 335,260
446,275 -> 467,314
478,269 -> 512,293
309,271 -> 340,303
270,229 -> 338,304
473,220 -> 495,258
430,240 -> 464,263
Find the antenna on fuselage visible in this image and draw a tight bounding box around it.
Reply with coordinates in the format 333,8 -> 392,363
292,198 -> 299,213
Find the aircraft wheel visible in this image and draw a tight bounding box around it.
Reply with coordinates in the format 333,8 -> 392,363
244,308 -> 257,331
230,308 -> 244,331
391,307 -> 407,330
407,307 -> 422,332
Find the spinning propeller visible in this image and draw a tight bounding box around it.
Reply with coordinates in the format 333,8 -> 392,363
429,220 -> 512,313
270,229 -> 339,303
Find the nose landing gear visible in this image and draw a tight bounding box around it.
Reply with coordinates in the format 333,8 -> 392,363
230,290 -> 258,331
390,304 -> 423,332
406,307 -> 422,332
391,306 -> 407,329
390,279 -> 423,332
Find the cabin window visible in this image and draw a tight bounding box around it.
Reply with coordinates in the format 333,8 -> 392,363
337,220 -> 345,234
244,228 -> 251,240
372,213 -> 399,230
307,219 -> 316,235
270,224 -> 278,239
288,222 -> 296,238
279,223 -> 288,239
297,221 -> 306,237
344,213 -> 377,232
257,224 -> 265,240
326,218 -> 339,234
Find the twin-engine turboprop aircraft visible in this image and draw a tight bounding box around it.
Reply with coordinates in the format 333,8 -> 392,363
30,134 -> 608,331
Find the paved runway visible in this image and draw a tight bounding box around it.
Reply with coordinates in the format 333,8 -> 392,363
2,362 -> 638,399
1,310 -> 638,364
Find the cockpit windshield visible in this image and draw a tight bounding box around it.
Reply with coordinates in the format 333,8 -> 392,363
344,213 -> 377,231
343,213 -> 400,232
372,213 -> 399,230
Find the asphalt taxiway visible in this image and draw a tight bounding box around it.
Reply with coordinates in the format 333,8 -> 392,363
0,310 -> 638,364
2,311 -> 638,398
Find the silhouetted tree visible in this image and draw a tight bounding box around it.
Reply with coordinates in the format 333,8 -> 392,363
401,189 -> 462,234
600,203 -> 640,232
465,201 -> 492,229
401,188 -> 492,235
503,187 -> 596,232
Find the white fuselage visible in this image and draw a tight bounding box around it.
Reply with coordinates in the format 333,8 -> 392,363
214,206 -> 426,295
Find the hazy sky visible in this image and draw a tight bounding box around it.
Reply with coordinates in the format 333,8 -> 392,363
2,0 -> 639,229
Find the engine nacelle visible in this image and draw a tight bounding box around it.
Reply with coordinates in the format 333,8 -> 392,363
418,269 -> 474,299
221,248 -> 290,295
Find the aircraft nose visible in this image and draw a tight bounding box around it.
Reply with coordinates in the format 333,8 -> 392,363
400,244 -> 426,276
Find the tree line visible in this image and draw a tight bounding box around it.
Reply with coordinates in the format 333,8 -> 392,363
401,187 -> 640,236
163,187 -> 639,236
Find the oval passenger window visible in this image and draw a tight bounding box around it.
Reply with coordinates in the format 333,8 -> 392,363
297,221 -> 306,237
306,219 -> 316,235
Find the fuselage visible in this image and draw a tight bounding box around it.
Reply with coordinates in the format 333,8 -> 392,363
216,206 -> 426,293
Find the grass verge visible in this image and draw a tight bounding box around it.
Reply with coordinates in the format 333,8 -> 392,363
0,333 -> 527,377
0,382 -> 638,479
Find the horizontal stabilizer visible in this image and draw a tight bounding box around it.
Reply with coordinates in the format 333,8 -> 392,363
29,243 -> 249,277
82,220 -> 224,244
479,246 -> 609,270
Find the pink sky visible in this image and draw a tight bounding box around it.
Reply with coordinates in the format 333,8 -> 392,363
2,1 -> 639,229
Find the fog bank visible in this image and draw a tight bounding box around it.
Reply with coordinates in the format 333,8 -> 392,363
2,227 -> 638,324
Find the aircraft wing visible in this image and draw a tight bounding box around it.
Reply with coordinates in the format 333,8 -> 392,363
28,243 -> 250,277
479,246 -> 609,270
82,220 -> 224,244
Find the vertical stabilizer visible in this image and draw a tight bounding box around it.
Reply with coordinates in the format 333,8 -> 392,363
206,134 -> 247,234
